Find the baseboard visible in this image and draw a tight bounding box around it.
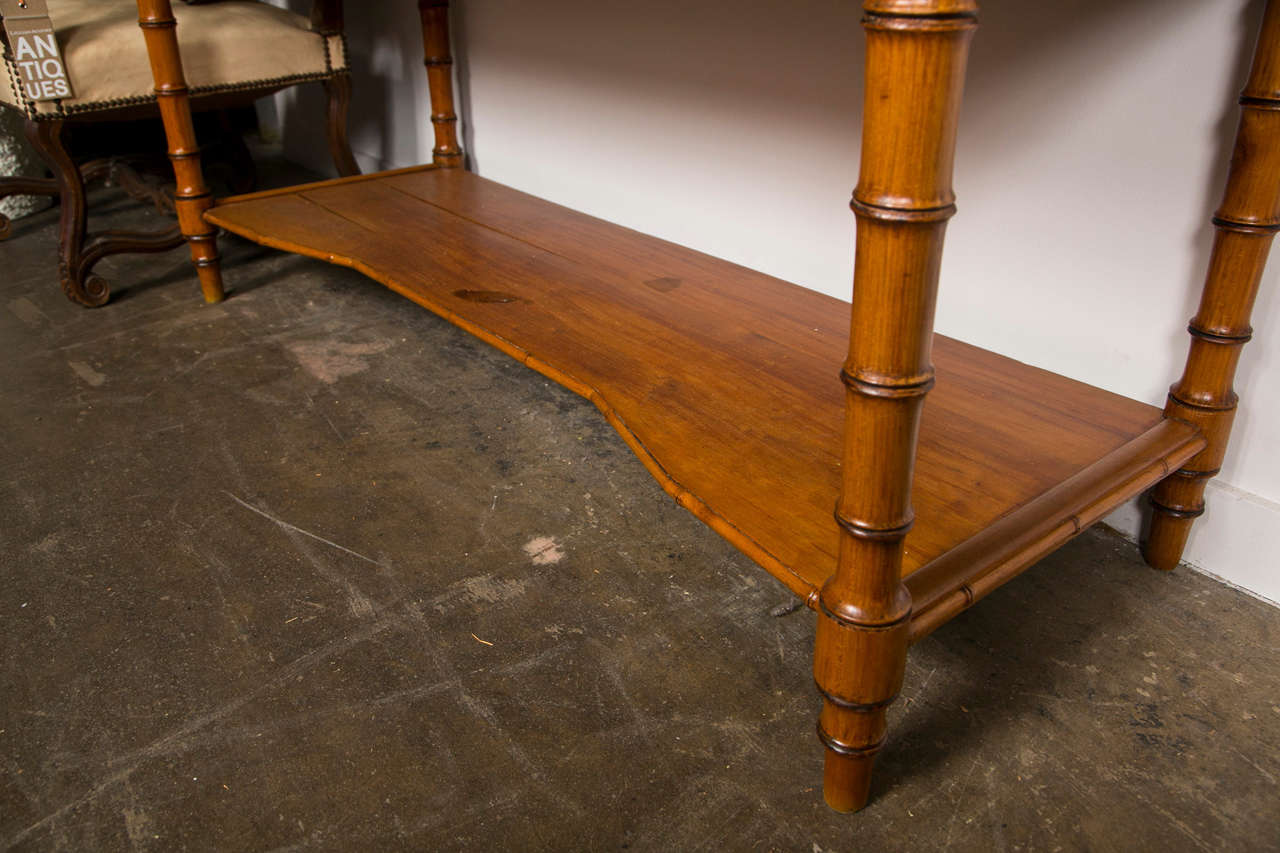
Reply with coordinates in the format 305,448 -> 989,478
1104,481 -> 1280,607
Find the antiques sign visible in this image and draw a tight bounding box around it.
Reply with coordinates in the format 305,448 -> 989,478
1,0 -> 74,102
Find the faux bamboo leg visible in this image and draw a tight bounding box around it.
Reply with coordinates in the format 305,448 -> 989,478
813,0 -> 977,813
136,0 -> 224,304
418,0 -> 464,169
1145,1 -> 1280,571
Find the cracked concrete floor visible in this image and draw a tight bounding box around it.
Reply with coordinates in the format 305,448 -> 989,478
1,179 -> 1278,852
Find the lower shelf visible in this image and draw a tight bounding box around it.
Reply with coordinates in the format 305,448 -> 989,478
207,166 -> 1204,637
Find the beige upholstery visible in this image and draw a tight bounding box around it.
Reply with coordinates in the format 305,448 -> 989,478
2,1 -> 347,119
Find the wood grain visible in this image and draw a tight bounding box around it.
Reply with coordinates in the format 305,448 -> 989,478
815,3 -> 979,812
208,166 -> 1180,601
1145,0 -> 1280,570
200,0 -> 1280,815
419,1 -> 463,169
136,0 -> 223,303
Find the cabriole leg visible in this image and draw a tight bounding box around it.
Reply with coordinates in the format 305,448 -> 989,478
23,118 -> 109,306
1145,1 -> 1280,570
136,0 -> 224,303
814,0 -> 977,812
322,74 -> 360,177
418,0 -> 464,169
311,1 -> 359,177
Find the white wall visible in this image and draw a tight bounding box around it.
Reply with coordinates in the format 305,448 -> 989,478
270,0 -> 1279,604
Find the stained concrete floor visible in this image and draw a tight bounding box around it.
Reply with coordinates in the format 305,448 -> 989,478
1,177 -> 1278,853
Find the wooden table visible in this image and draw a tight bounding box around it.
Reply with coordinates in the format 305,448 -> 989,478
138,0 -> 1280,812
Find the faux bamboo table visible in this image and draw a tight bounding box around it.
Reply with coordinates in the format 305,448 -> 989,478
138,0 -> 1279,812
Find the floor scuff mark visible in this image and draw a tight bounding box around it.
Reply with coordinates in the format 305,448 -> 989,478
287,339 -> 392,384
68,360 -> 106,387
225,491 -> 384,568
523,536 -> 564,566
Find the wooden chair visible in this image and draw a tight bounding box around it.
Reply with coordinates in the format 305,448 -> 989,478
139,0 -> 1279,812
0,0 -> 358,306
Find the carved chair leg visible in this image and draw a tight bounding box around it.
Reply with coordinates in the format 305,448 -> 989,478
0,155 -> 116,225
813,0 -> 977,812
0,154 -> 174,243
323,73 -> 360,177
137,0 -> 224,304
1144,0 -> 1280,570
0,174 -> 58,241
23,118 -> 112,306
79,158 -> 115,187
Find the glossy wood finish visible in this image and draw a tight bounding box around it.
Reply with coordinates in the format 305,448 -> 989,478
197,0 -> 1275,814
909,418 -> 1202,640
207,165 -> 1200,610
136,0 -> 223,303
1145,0 -> 1280,571
814,0 -> 978,811
418,0 -> 463,169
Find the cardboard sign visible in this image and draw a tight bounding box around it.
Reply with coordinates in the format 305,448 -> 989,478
1,0 -> 74,102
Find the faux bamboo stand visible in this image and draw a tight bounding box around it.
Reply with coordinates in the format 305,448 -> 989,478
140,0 -> 1279,812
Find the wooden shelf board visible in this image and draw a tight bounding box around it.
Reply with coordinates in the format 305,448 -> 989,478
208,167 -> 1201,602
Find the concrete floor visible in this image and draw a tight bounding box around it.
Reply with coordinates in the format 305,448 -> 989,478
1,180 -> 1278,852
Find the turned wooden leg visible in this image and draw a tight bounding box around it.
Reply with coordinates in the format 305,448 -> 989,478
1145,1 -> 1280,571
24,119 -> 112,306
137,0 -> 224,303
813,0 -> 977,812
418,0 -> 464,169
322,74 -> 360,177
